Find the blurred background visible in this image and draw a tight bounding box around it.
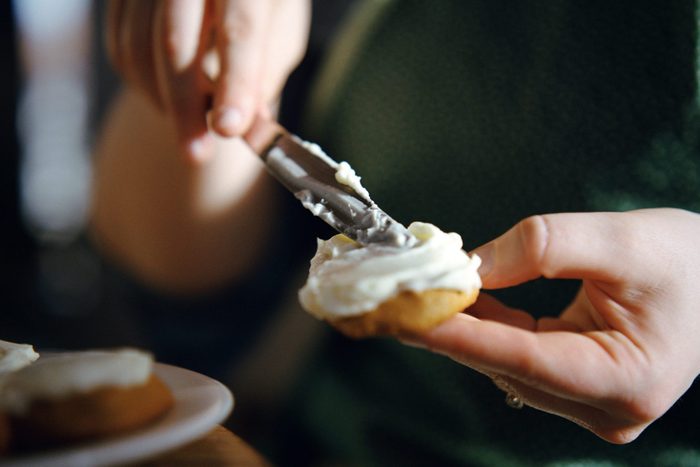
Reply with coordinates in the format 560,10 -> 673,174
1,0 -> 122,349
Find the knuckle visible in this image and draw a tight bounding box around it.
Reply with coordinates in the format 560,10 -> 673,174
601,386 -> 669,440
596,425 -> 644,445
615,218 -> 641,250
510,335 -> 541,384
517,215 -> 554,277
620,394 -> 667,425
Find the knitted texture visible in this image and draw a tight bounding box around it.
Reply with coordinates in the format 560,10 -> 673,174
287,1 -> 700,465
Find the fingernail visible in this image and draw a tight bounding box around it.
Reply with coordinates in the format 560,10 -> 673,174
187,135 -> 212,162
472,242 -> 494,279
217,107 -> 243,134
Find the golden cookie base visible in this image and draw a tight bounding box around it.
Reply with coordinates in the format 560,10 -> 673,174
331,288 -> 479,339
10,374 -> 174,450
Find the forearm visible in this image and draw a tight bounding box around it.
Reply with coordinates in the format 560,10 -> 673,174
90,88 -> 279,295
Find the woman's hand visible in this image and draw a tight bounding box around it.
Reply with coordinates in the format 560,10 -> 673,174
105,0 -> 311,161
405,208 -> 700,443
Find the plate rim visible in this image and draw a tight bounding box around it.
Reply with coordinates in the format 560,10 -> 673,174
0,362 -> 234,467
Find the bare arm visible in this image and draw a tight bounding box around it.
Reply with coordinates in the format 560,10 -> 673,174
90,88 -> 278,294
91,0 -> 310,294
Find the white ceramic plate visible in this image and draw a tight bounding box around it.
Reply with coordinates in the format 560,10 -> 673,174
0,363 -> 234,467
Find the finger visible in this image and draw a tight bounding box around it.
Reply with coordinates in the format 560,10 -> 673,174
119,0 -> 161,108
468,294 -> 581,332
405,312 -> 652,441
467,294 -> 536,330
105,0 -> 126,73
211,0 -> 272,136
159,0 -> 208,75
413,313 -> 639,402
472,212 -> 642,289
558,284 -> 608,332
257,0 -> 310,104
154,0 -> 213,161
491,374 -> 647,444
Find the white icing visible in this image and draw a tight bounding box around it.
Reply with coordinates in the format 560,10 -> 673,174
287,137 -> 415,246
334,161 -> 371,201
0,340 -> 39,375
0,349 -> 153,414
299,138 -> 371,201
298,139 -> 338,168
299,222 -> 481,319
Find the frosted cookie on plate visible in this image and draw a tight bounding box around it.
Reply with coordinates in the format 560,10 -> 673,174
1,349 -> 173,449
0,340 -> 39,376
0,339 -> 39,454
299,222 -> 481,338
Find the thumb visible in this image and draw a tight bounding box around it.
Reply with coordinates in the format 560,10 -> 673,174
471,212 -> 638,289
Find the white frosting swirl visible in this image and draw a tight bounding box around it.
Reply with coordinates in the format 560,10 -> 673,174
0,340 -> 39,375
0,349 -> 153,414
299,222 -> 481,319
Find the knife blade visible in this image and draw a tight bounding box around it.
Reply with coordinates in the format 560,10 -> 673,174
244,117 -> 416,248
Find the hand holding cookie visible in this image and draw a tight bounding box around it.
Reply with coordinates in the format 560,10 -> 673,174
405,209 -> 700,444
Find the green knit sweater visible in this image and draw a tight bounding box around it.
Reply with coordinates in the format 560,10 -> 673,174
280,1 -> 700,465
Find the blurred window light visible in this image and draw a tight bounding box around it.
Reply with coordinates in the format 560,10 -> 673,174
14,0 -> 93,244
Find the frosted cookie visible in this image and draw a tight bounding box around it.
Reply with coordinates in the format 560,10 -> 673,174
0,340 -> 39,375
1,349 -> 173,449
0,340 -> 39,455
299,222 -> 481,338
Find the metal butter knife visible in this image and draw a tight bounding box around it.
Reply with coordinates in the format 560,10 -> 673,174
244,117 -> 415,247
